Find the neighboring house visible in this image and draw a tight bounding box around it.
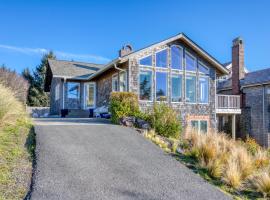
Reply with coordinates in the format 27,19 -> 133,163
218,37 -> 270,147
45,33 -> 241,138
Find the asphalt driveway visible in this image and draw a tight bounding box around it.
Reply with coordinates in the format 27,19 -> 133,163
30,118 -> 231,200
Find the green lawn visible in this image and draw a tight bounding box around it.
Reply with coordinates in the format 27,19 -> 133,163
0,118 -> 35,200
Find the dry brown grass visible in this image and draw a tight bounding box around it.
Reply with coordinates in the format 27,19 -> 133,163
250,171 -> 270,198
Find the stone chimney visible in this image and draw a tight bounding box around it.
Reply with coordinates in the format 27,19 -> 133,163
119,44 -> 133,57
232,37 -> 245,95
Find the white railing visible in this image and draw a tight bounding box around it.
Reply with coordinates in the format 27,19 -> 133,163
216,95 -> 240,109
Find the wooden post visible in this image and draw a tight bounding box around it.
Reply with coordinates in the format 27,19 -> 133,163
232,114 -> 236,140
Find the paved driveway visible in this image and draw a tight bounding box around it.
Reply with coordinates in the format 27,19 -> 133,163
30,118 -> 231,200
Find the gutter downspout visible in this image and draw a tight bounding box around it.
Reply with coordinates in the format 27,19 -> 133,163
114,63 -> 125,72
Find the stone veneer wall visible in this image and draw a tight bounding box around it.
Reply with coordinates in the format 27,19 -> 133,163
128,40 -> 217,133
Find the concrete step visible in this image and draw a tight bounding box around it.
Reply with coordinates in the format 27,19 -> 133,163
66,109 -> 90,118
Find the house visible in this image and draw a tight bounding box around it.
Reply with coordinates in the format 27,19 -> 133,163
218,37 -> 270,147
45,33 -> 241,137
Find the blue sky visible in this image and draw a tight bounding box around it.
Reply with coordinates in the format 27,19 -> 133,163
0,0 -> 269,73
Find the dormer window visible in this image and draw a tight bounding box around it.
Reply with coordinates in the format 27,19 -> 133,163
139,55 -> 152,67
155,49 -> 167,68
185,52 -> 196,72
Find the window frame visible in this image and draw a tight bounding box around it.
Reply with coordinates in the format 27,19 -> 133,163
185,74 -> 197,104
155,48 -> 168,69
191,120 -> 208,134
198,76 -> 210,104
119,70 -> 127,92
185,51 -> 197,73
170,45 -> 183,71
67,82 -> 80,99
84,82 -> 96,109
139,68 -> 153,102
112,73 -> 119,92
139,54 -> 153,68
198,61 -> 210,75
155,70 -> 168,102
171,72 -> 183,103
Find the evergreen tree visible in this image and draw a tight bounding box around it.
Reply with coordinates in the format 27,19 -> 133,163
23,51 -> 56,106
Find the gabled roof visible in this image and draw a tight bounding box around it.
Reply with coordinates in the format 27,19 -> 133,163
241,68 -> 270,87
89,33 -> 229,80
48,59 -> 104,80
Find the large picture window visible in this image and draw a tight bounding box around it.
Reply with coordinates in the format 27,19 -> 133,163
199,77 -> 209,103
198,62 -> 209,75
171,46 -> 183,70
119,71 -> 127,92
156,72 -> 167,101
171,74 -> 182,102
156,49 -> 167,68
139,70 -> 152,101
185,52 -> 196,72
67,82 -> 80,99
186,75 -> 196,103
139,55 -> 152,66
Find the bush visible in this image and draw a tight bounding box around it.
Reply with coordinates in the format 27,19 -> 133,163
148,103 -> 181,139
109,92 -> 140,124
244,137 -> 260,155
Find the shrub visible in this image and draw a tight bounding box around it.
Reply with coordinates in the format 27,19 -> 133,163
109,92 -> 140,124
254,149 -> 270,169
0,84 -> 25,127
148,103 -> 181,139
244,137 -> 260,155
250,171 -> 270,198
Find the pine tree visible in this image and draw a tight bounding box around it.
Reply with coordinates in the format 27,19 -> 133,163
23,51 -> 56,106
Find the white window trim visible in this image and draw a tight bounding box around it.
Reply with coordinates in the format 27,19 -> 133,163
171,73 -> 183,103
139,54 -> 153,68
155,70 -> 168,102
198,76 -> 210,105
138,68 -> 153,102
170,45 -> 184,71
185,73 -> 197,104
112,73 -> 119,92
185,51 -> 197,74
84,82 -> 96,109
155,48 -> 168,69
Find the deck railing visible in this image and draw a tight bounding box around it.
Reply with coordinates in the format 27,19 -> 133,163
216,95 -> 241,109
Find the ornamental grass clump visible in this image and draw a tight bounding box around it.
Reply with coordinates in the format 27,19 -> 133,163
250,171 -> 270,198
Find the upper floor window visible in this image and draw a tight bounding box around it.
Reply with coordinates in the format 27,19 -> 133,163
139,55 -> 152,66
171,45 -> 183,70
156,71 -> 167,101
186,75 -> 196,103
119,71 -> 127,92
198,62 -> 210,75
185,52 -> 196,72
112,74 -> 118,92
139,70 -> 152,101
171,74 -> 182,102
156,49 -> 167,68
199,77 -> 209,103
67,82 -> 80,99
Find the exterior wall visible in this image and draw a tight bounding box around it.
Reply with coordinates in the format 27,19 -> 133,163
243,85 -> 270,147
94,63 -> 128,107
49,77 -> 62,115
128,40 -> 217,134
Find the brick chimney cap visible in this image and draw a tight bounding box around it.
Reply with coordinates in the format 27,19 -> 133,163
233,37 -> 244,46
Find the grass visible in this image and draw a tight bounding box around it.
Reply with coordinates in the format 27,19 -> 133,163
143,129 -> 270,200
0,84 -> 35,200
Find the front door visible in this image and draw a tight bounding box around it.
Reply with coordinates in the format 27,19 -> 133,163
85,83 -> 96,109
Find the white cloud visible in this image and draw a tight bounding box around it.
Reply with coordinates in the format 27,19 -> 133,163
0,44 -> 110,63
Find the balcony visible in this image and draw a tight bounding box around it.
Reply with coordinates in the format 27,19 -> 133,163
216,95 -> 241,114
